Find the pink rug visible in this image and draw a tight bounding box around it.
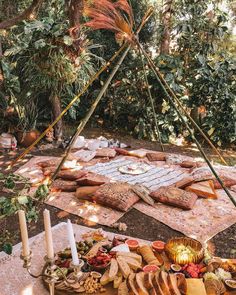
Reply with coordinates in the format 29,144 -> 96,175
15,155 -> 236,242
134,189 -> 236,243
16,156 -> 125,226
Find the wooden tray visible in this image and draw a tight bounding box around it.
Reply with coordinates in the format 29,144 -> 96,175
43,279 -> 116,295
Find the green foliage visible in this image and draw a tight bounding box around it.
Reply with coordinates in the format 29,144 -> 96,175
91,0 -> 235,146
0,172 -> 50,253
190,54 -> 236,145
1,0 -> 102,124
0,230 -> 13,255
0,173 -> 49,220
0,0 -> 235,146
172,0 -> 236,146
92,51 -> 186,143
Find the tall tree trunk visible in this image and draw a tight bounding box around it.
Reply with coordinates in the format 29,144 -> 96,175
67,0 -> 84,27
0,40 -> 4,94
66,0 -> 84,51
160,0 -> 174,54
51,94 -> 63,141
0,0 -> 44,29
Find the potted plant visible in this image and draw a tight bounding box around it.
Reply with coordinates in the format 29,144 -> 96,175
16,101 -> 40,147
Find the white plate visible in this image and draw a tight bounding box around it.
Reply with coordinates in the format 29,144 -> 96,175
118,163 -> 151,175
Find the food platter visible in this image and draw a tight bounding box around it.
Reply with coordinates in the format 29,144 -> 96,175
118,163 -> 151,175
42,229 -> 236,295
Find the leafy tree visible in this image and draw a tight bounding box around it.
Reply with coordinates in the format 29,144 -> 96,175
0,0 -> 100,139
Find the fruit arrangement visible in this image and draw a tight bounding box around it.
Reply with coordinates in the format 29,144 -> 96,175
88,251 -> 115,270
182,263 -> 203,278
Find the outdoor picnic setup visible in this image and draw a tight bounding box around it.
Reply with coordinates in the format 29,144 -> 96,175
0,0 -> 236,295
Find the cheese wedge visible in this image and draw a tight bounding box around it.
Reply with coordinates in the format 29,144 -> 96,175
186,180 -> 218,199
186,278 -> 207,295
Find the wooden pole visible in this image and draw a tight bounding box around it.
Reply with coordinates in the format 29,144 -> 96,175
11,43 -> 127,167
140,51 -> 164,152
138,44 -> 236,207
138,43 -> 228,166
50,7 -> 155,182
51,45 -> 131,181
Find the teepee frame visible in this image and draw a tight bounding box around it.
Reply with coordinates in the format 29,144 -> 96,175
11,5 -> 235,207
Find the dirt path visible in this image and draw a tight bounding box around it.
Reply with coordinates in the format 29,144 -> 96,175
0,127 -> 235,258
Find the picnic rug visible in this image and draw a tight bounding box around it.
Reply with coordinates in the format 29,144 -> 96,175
0,223 -> 148,295
15,155 -> 236,243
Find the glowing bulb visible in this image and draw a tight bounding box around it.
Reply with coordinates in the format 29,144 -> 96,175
29,14 -> 35,20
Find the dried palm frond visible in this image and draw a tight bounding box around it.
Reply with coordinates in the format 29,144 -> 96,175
84,0 -> 134,45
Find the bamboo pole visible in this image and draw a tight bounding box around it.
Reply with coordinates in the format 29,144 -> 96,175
138,44 -> 236,207
140,51 -> 164,152
138,43 -> 228,166
11,7 -> 155,168
50,8 -> 155,182
51,45 -> 131,181
10,43 -> 127,167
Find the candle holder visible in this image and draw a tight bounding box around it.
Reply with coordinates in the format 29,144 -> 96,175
70,259 -> 84,280
20,251 -> 59,295
165,237 -> 204,265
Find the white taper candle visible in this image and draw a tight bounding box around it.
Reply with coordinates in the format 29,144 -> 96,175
67,219 -> 79,265
18,210 -> 30,256
43,209 -> 54,259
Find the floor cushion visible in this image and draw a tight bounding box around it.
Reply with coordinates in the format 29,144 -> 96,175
51,179 -> 78,192
146,152 -> 166,162
94,182 -> 139,212
76,173 -> 110,186
150,186 -> 198,210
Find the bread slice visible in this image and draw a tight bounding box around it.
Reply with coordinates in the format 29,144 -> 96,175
168,274 -> 181,295
125,257 -> 141,270
152,272 -> 165,295
117,256 -> 131,279
159,271 -> 171,295
116,252 -> 142,264
150,286 -> 158,295
127,273 -> 139,295
113,273 -> 123,289
109,258 -> 119,280
135,272 -> 149,295
144,272 -> 159,295
175,273 -> 187,295
143,272 -> 155,290
118,281 -> 129,295
186,180 -> 218,199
